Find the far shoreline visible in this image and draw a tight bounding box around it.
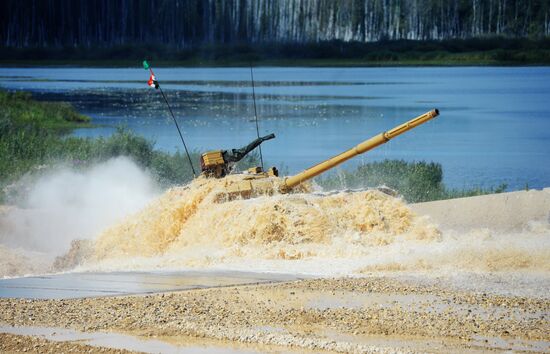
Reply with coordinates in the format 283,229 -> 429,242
2,38 -> 549,68
1,59 -> 550,68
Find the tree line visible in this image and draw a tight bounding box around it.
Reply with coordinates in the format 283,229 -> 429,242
1,0 -> 549,48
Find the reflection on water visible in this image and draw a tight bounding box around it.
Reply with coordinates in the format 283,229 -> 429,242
1,67 -> 550,190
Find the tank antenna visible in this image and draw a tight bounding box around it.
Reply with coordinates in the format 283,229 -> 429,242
250,66 -> 264,170
143,60 -> 196,177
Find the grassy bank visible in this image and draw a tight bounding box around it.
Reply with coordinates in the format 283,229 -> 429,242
316,160 -> 507,203
1,38 -> 550,67
0,90 -> 201,202
1,89 -> 506,203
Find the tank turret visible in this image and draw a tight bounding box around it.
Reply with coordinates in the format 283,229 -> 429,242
200,133 -> 276,178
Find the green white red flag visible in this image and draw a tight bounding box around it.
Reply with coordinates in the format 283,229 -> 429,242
143,60 -> 159,89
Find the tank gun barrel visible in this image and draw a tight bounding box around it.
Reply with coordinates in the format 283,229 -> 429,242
280,109 -> 439,192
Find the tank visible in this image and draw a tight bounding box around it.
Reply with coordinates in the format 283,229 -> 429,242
203,109 -> 439,201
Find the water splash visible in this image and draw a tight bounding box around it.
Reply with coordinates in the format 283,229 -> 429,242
83,175 -> 438,270
49,175 -> 550,277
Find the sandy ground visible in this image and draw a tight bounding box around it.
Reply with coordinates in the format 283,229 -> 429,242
0,332 -> 134,353
1,277 -> 549,353
411,187 -> 550,232
1,188 -> 549,352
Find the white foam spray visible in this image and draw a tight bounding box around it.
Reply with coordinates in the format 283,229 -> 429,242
0,157 -> 159,276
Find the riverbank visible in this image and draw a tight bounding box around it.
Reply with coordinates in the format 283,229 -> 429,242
2,38 -> 550,67
0,57 -> 523,68
1,56 -> 547,68
411,187 -> 550,232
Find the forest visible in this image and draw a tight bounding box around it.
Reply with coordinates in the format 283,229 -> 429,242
2,0 -> 549,49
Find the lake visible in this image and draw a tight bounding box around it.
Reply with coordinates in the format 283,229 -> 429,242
1,66 -> 549,191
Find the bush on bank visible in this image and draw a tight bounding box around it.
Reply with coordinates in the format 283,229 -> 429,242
316,160 -> 507,203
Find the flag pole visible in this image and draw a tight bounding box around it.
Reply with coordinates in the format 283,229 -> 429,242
157,86 -> 197,178
144,61 -> 196,178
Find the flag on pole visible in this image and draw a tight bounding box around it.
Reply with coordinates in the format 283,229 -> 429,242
148,74 -> 159,89
143,60 -> 158,88
140,59 -> 197,177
